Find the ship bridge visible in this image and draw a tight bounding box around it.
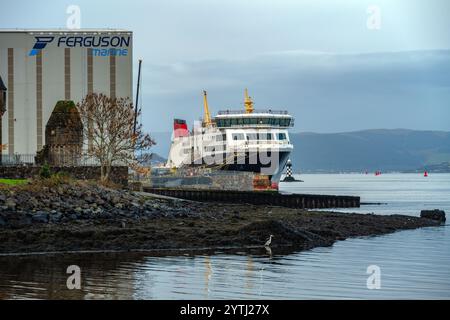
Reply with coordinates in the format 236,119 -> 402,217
214,110 -> 295,128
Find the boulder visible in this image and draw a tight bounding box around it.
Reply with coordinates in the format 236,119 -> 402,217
32,212 -> 49,223
421,210 -> 446,223
50,212 -> 63,223
0,216 -> 6,227
8,215 -> 32,228
5,198 -> 17,209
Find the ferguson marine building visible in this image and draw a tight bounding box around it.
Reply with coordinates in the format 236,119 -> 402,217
0,29 -> 133,157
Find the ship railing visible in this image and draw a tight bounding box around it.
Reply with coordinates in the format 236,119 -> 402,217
217,109 -> 291,116
222,124 -> 294,129
252,140 -> 291,146
227,141 -> 291,150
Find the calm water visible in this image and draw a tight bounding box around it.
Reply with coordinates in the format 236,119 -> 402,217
0,173 -> 449,300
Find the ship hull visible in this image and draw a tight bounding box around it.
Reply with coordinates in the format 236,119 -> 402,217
188,150 -> 291,184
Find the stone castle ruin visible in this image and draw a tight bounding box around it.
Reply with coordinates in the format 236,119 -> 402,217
36,101 -> 83,166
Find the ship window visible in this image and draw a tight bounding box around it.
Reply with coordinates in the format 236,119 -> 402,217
216,134 -> 227,142
218,119 -> 231,127
246,133 -> 258,141
243,118 -> 250,125
232,133 -> 245,141
259,133 -> 272,140
278,133 -> 287,141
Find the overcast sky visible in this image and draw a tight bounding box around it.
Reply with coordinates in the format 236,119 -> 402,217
1,0 -> 450,134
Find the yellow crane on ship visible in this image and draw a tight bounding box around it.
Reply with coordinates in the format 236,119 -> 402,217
244,88 -> 254,114
203,89 -> 254,127
203,90 -> 213,127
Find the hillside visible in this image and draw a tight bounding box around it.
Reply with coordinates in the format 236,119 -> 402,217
290,129 -> 450,173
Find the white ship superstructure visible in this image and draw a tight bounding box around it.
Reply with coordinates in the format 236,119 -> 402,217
166,90 -> 294,188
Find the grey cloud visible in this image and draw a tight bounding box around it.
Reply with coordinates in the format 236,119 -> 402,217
141,50 -> 450,134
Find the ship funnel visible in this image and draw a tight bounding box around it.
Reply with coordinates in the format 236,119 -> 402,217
173,119 -> 189,138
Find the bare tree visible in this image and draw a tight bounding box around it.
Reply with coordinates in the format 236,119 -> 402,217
77,93 -> 155,183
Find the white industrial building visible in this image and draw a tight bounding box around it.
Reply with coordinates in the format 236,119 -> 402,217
0,29 -> 133,159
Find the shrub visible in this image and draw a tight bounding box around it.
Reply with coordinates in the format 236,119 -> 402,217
47,172 -> 73,185
39,162 -> 52,179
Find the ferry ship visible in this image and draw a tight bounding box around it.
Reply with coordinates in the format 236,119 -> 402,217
166,90 -> 294,189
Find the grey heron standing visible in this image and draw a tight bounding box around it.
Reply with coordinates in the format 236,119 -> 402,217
265,235 -> 274,247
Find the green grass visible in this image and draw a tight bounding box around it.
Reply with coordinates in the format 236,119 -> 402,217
0,178 -> 29,186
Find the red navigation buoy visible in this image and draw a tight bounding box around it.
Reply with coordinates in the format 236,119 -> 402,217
424,171 -> 428,177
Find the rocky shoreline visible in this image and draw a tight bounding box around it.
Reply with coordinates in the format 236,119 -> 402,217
0,181 -> 444,255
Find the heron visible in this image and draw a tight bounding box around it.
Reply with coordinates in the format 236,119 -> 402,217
265,235 -> 274,247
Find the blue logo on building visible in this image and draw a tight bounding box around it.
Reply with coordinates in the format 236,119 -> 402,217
29,35 -> 130,57
29,37 -> 55,56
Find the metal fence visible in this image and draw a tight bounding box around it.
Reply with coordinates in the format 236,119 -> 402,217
0,154 -> 36,166
0,154 -> 100,167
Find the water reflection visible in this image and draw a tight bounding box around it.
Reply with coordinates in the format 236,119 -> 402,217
1,174 -> 449,300
0,226 -> 449,300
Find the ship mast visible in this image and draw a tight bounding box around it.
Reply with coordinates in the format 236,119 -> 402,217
244,88 -> 254,114
203,90 -> 212,127
133,59 -> 143,135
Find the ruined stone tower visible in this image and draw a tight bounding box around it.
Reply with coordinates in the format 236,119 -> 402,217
36,100 -> 83,166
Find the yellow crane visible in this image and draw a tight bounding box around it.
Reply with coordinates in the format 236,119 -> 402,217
203,90 -> 212,127
244,88 -> 254,114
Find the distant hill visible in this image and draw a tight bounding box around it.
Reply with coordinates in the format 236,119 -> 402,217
137,152 -> 167,166
149,129 -> 450,173
406,162 -> 450,173
149,132 -> 172,158
290,129 -> 450,173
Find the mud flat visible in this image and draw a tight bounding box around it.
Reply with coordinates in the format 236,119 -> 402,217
0,181 -> 444,255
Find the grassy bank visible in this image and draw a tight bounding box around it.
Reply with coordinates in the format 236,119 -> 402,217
0,179 -> 28,186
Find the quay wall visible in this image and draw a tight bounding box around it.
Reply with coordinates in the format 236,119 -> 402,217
143,187 -> 361,209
